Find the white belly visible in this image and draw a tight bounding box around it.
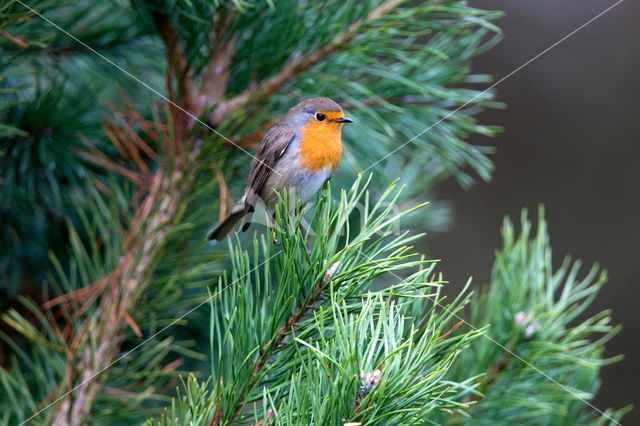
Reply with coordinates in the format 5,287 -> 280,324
263,162 -> 332,208
294,167 -> 331,203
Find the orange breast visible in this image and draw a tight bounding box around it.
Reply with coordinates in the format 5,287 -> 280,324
299,120 -> 343,173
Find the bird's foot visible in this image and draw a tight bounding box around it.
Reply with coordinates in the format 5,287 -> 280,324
271,228 -> 281,246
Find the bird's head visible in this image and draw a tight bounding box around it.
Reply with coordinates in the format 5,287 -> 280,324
287,97 -> 353,131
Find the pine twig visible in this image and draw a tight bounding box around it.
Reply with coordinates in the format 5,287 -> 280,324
44,59 -> 203,423
198,12 -> 238,113
445,339 -> 517,426
228,264 -> 336,424
475,338 -> 516,397
210,0 -> 406,125
50,163 -> 194,425
235,94 -> 433,148
153,12 -> 195,136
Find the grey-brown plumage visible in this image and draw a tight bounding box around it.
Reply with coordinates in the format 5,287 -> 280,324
206,123 -> 295,242
241,124 -> 296,231
207,97 -> 351,241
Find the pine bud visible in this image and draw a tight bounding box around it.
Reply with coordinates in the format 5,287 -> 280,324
360,368 -> 382,394
514,311 -> 540,337
323,260 -> 341,284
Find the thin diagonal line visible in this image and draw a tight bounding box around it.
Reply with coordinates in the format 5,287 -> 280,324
20,251 -> 282,425
15,0 -> 281,176
362,0 -> 624,174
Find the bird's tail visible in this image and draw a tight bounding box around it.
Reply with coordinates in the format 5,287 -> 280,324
207,204 -> 245,241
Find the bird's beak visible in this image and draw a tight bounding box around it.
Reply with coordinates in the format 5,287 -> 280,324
334,116 -> 353,123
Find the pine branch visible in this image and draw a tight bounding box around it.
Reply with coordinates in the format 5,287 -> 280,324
228,267 -> 333,424
198,12 -> 238,112
153,11 -> 196,135
29,59 -> 203,426
444,209 -> 628,424
140,179 -> 480,425
15,9 -> 232,422
474,338 -> 515,397
50,162 -> 194,425
210,0 -> 407,125
23,7 -> 221,420
234,94 -> 435,148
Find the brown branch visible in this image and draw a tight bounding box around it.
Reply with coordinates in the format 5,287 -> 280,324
34,11 -> 220,425
111,97 -> 159,159
161,358 -> 184,372
42,275 -> 110,310
45,102 -> 203,425
197,12 -> 237,115
460,337 -> 516,411
0,16 -> 31,26
444,339 -> 518,425
105,122 -> 152,177
477,339 -> 516,395
198,37 -> 237,112
210,0 -> 405,126
121,308 -> 143,338
153,12 -> 195,137
50,163 -> 194,426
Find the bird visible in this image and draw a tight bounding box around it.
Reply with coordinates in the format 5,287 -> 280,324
207,97 -> 352,242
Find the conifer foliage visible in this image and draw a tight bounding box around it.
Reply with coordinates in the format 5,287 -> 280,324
0,0 -> 627,424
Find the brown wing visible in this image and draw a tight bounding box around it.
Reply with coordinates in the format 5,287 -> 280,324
244,122 -> 296,216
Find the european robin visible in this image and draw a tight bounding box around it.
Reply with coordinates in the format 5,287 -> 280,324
207,97 -> 352,241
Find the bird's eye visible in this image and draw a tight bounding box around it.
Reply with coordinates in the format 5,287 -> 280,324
315,113 -> 326,122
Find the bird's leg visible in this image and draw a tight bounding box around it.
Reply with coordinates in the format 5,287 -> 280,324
269,211 -> 280,246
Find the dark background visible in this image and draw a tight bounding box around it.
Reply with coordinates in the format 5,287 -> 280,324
430,0 -> 639,419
